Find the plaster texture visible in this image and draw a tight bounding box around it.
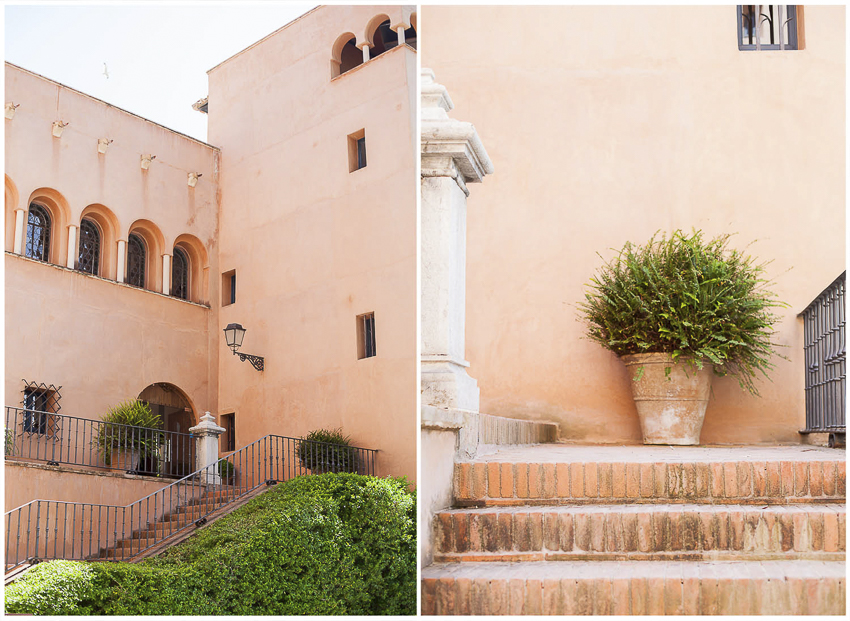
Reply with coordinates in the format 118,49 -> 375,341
208,5 -> 417,480
421,5 -> 846,445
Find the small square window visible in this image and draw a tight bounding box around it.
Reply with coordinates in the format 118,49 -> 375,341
356,312 -> 376,360
222,269 -> 236,306
21,382 -> 61,436
738,5 -> 799,50
348,129 -> 367,172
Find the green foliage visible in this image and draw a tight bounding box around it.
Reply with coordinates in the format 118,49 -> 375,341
218,458 -> 236,480
96,400 -> 163,466
578,230 -> 787,395
297,428 -> 358,473
5,561 -> 99,615
4,474 -> 416,616
4,426 -> 14,456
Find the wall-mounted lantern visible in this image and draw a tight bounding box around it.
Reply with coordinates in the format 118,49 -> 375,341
223,323 -> 264,371
97,138 -> 113,154
5,102 -> 20,120
141,154 -> 156,170
188,172 -> 202,188
52,121 -> 69,138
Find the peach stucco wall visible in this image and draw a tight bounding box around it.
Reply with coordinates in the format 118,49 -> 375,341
208,5 -> 417,480
423,6 -> 845,444
4,63 -> 220,422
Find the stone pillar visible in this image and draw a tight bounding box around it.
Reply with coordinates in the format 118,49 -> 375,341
361,43 -> 371,63
189,412 -> 225,485
397,25 -> 406,46
66,224 -> 77,268
161,253 -> 171,294
13,208 -> 25,254
420,69 -> 493,411
116,239 -> 126,283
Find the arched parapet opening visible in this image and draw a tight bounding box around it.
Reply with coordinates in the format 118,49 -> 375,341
79,203 -> 121,279
128,219 -> 165,292
331,31 -> 362,78
173,233 -> 209,304
406,12 -> 417,49
5,175 -> 19,252
26,187 -> 71,265
137,382 -> 198,477
364,14 -> 395,59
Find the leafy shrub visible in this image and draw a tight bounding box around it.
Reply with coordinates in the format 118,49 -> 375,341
578,230 -> 786,395
297,428 -> 358,473
96,400 -> 163,466
5,561 -> 99,615
4,474 -> 416,615
4,426 -> 14,456
218,458 -> 236,480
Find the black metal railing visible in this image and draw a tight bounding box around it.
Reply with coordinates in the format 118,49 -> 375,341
4,407 -> 195,478
800,272 -> 846,443
4,434 -> 377,570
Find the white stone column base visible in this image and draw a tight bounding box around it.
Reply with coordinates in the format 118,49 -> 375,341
421,358 -> 480,413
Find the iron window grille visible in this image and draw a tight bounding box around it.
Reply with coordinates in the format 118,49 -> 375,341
738,5 -> 798,50
127,234 -> 146,288
21,381 -> 62,437
357,312 -> 376,359
172,247 -> 189,300
25,203 -> 51,262
76,218 -> 100,275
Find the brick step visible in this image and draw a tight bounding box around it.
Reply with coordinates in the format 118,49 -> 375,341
421,560 -> 846,615
177,501 -> 223,514
132,521 -> 189,539
101,540 -> 159,559
434,504 -> 846,559
455,445 -> 846,505
195,489 -> 242,503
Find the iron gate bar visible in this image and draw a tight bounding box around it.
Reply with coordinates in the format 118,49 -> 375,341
799,272 -> 846,435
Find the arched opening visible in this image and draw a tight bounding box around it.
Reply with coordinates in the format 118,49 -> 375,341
174,233 -> 209,303
331,32 -> 362,78
5,175 -> 19,253
138,382 -> 197,477
25,203 -> 52,262
128,219 -> 165,291
80,204 -> 120,279
171,246 -> 189,300
76,218 -> 101,275
26,188 -> 70,264
127,233 -> 147,288
366,15 -> 395,59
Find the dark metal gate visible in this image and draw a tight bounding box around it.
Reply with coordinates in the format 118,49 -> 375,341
799,272 -> 845,447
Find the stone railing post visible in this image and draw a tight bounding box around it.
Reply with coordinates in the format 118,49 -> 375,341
420,68 -> 493,412
189,412 -> 225,484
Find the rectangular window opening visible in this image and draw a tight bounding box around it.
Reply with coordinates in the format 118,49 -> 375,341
348,129 -> 367,173
737,5 -> 800,50
356,312 -> 376,360
222,269 -> 236,306
221,413 -> 235,453
21,381 -> 61,436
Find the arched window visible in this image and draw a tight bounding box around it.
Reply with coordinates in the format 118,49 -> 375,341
77,218 -> 100,275
127,233 -> 146,288
172,247 -> 189,300
25,203 -> 51,262
370,20 -> 397,58
332,33 -> 362,78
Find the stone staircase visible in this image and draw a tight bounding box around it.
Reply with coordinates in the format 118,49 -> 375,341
94,485 -> 248,561
422,445 -> 846,615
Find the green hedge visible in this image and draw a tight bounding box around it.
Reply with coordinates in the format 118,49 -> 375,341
5,474 -> 416,615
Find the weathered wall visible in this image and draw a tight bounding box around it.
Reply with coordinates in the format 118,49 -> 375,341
208,6 -> 417,480
4,63 -> 220,422
422,5 -> 845,444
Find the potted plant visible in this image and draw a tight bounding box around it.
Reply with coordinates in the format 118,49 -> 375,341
297,428 -> 358,474
96,400 -> 164,473
578,230 -> 785,445
218,459 -> 237,484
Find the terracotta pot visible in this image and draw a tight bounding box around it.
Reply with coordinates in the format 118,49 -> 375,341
116,449 -> 140,472
621,353 -> 713,445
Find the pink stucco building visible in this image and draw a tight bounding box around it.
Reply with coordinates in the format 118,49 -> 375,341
4,4 -> 417,567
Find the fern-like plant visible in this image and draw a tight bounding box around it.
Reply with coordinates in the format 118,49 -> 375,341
297,428 -> 358,474
578,230 -> 787,395
96,400 -> 164,467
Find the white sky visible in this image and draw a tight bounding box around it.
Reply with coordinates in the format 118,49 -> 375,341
4,2 -> 317,142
